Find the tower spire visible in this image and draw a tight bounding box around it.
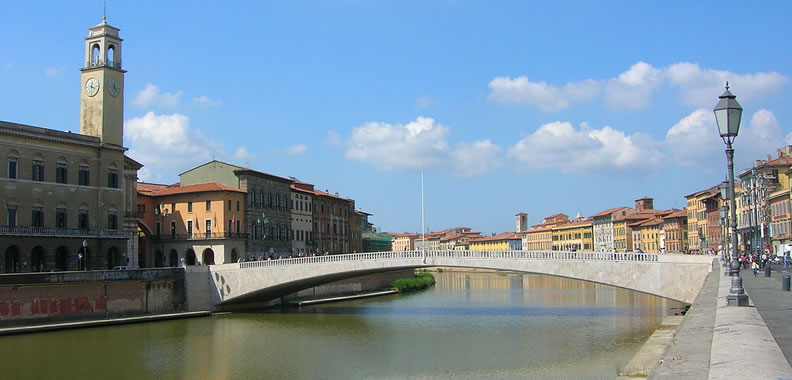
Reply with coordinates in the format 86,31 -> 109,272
103,0 -> 107,22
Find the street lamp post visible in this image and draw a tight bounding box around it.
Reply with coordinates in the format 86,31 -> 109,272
714,82 -> 748,306
720,204 -> 729,268
257,213 -> 269,257
154,203 -> 168,267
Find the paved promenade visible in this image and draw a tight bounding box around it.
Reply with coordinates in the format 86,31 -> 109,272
648,260 -> 792,379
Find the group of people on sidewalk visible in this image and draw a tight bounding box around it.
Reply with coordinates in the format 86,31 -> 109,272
740,249 -> 792,277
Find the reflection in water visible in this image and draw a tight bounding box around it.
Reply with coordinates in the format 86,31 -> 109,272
0,271 -> 684,379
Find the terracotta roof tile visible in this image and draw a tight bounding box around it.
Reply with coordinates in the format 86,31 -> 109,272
591,207 -> 630,218
144,182 -> 246,197
470,232 -> 521,242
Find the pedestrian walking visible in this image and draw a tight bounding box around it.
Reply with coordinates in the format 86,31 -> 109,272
751,260 -> 759,277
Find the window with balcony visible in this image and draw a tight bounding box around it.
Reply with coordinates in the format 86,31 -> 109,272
7,206 -> 17,227
8,157 -> 18,179
107,168 -> 118,188
79,210 -> 89,229
32,160 -> 44,181
56,208 -> 66,228
187,220 -> 193,237
31,207 -> 44,227
205,219 -> 212,236
79,165 -> 90,186
56,163 -> 68,184
107,211 -> 118,230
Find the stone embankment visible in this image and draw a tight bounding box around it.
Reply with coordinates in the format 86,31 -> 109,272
619,260 -> 792,379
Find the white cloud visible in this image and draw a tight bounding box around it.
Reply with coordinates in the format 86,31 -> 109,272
508,121 -> 661,172
344,117 -> 504,176
192,95 -> 220,106
416,95 -> 433,108
125,112 -> 221,182
603,61 -> 664,109
346,117 -> 450,171
132,84 -> 183,107
488,76 -> 569,111
44,67 -> 60,77
666,63 -> 788,107
664,108 -> 785,169
489,61 -> 787,111
665,109 -> 720,167
739,109 -> 785,160
233,146 -> 256,161
286,144 -> 308,156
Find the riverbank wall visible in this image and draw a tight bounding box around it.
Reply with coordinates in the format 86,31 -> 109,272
0,268 -> 185,326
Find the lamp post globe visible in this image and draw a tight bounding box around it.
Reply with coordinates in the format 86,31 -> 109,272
714,83 -> 748,307
714,82 -> 743,144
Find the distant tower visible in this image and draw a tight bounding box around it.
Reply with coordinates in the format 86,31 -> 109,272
574,211 -> 583,221
80,17 -> 126,146
515,213 -> 528,232
635,196 -> 654,211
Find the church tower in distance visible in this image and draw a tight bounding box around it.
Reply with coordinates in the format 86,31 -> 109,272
80,17 -> 126,146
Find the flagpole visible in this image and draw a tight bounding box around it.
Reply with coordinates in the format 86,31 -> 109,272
421,170 -> 426,264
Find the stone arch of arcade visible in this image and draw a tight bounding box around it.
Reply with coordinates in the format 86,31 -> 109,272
137,221 -> 155,268
202,251 -> 714,309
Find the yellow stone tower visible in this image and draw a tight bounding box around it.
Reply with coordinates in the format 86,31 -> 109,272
79,17 -> 125,146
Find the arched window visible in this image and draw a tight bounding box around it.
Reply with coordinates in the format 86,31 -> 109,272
106,44 -> 116,66
91,44 -> 101,66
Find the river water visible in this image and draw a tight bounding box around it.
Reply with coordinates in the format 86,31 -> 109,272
0,271 -> 684,379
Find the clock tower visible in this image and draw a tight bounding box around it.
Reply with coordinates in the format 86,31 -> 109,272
80,17 -> 126,146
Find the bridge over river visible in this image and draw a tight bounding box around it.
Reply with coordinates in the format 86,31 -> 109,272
183,250 -> 714,310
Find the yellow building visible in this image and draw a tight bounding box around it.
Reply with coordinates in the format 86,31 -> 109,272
685,186 -> 720,253
522,225 -> 553,251
469,232 -> 522,250
551,219 -> 593,251
637,218 -> 663,253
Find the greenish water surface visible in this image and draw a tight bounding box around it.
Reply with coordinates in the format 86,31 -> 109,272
0,271 -> 684,379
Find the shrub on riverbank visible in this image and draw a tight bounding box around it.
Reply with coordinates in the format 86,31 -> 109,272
392,273 -> 436,293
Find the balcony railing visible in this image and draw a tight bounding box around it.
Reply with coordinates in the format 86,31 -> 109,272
0,225 -> 129,238
86,59 -> 122,70
154,232 -> 249,241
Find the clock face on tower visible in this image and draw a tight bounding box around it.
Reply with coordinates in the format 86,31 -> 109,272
85,77 -> 100,97
107,79 -> 121,97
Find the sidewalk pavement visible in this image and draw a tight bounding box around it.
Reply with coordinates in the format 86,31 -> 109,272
741,264 -> 792,367
647,260 -> 792,380
708,263 -> 792,379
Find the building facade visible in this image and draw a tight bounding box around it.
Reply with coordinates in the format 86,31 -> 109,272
137,182 -> 246,265
313,190 -> 354,254
552,219 -> 593,251
180,160 -> 294,257
662,210 -> 688,253
290,181 -> 315,254
1,19 -> 141,273
469,232 -> 522,250
592,207 -> 633,252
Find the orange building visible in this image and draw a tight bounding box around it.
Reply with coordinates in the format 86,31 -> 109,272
137,182 -> 246,266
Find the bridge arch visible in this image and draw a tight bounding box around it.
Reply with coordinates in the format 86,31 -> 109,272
201,251 -> 713,308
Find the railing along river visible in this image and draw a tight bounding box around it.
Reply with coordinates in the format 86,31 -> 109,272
238,250 -> 658,269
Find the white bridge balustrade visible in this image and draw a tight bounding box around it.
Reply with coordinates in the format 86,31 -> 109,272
187,250 -> 714,311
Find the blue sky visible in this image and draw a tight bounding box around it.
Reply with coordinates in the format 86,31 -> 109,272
2,1 -> 790,234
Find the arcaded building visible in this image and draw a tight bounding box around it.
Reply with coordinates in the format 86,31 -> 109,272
0,18 -> 141,272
